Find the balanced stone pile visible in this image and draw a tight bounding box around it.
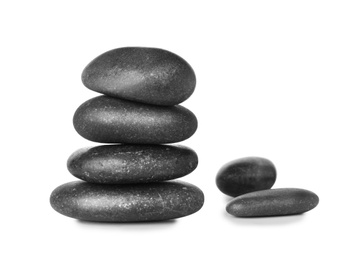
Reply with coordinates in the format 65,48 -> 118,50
50,47 -> 204,222
216,157 -> 319,217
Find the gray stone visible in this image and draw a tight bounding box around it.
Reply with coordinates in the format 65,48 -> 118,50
226,188 -> 319,217
216,157 -> 276,197
67,144 -> 198,184
82,47 -> 196,106
50,181 -> 204,222
73,95 -> 198,144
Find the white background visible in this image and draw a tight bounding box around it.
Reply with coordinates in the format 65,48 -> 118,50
1,0 -> 342,259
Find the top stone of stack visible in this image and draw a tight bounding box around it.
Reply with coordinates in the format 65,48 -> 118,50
82,47 -> 196,106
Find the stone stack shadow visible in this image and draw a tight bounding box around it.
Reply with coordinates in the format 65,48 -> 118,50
50,47 -> 204,222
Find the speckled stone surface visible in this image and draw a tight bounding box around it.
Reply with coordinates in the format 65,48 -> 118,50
226,188 -> 319,217
81,47 -> 196,106
73,95 -> 198,144
50,180 -> 204,222
67,144 -> 198,184
216,157 -> 276,197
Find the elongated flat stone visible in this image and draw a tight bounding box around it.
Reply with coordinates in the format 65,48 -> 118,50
82,47 -> 196,106
226,188 -> 319,217
67,144 -> 198,184
50,181 -> 204,222
216,157 -> 276,197
73,95 -> 198,144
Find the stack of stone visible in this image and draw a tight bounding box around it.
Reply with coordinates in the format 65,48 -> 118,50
216,157 -> 319,217
50,47 -> 204,222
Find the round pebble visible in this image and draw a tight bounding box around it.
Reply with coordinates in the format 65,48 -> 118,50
82,47 -> 196,106
67,144 -> 198,184
216,157 -> 276,197
226,188 -> 319,217
50,180 -> 204,222
73,95 -> 198,144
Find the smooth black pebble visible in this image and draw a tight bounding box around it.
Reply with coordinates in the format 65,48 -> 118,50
50,181 -> 204,222
226,188 -> 319,217
82,47 -> 196,106
67,144 -> 198,184
73,95 -> 198,144
216,157 -> 276,197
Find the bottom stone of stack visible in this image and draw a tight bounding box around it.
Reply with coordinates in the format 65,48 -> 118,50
226,188 -> 319,217
50,180 -> 204,222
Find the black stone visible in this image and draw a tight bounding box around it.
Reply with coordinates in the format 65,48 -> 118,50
226,188 -> 319,217
50,181 -> 204,222
82,47 -> 196,106
216,157 -> 276,197
67,144 -> 198,184
73,95 -> 198,144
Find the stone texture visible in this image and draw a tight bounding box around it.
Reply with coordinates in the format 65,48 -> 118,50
67,144 -> 198,184
73,95 -> 198,144
82,47 -> 196,106
226,188 -> 319,217
216,157 -> 276,197
50,180 -> 204,222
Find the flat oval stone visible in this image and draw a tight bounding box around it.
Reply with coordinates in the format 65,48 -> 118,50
73,95 -> 198,144
81,47 -> 196,106
67,144 -> 198,184
50,181 -> 204,222
226,188 -> 319,217
216,157 -> 276,197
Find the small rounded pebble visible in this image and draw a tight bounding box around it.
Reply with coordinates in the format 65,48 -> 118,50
50,180 -> 204,222
216,157 -> 276,197
82,47 -> 196,106
226,188 -> 319,217
67,144 -> 198,184
73,95 -> 198,144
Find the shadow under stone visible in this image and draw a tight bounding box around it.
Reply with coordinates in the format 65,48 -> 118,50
76,218 -> 177,226
223,210 -> 306,225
